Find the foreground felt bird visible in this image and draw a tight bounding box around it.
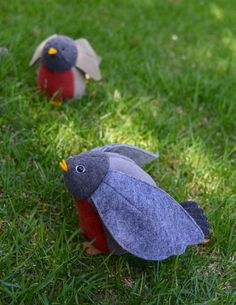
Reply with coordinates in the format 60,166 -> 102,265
60,144 -> 209,260
30,34 -> 101,104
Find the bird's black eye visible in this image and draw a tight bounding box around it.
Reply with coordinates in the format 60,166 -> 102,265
76,165 -> 86,173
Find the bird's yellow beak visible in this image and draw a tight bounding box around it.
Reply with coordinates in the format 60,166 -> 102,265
48,47 -> 57,55
59,159 -> 68,172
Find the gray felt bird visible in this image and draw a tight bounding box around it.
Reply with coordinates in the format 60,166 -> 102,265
30,34 -> 101,104
60,144 -> 209,260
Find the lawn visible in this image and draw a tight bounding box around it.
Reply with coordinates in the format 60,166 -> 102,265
0,0 -> 235,304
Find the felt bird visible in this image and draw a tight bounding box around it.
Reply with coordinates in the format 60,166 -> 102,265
30,34 -> 101,105
60,144 -> 209,260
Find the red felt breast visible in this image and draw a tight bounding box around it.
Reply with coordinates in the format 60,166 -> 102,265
75,199 -> 109,253
38,64 -> 74,100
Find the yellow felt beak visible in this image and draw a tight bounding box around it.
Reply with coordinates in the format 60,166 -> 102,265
48,47 -> 57,55
59,159 -> 68,172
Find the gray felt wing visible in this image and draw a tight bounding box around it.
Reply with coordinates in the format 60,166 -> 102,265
91,144 -> 159,167
91,171 -> 204,260
29,34 -> 57,66
75,38 -> 101,80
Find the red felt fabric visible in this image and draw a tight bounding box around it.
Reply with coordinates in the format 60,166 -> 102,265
75,199 -> 109,253
38,64 -> 74,100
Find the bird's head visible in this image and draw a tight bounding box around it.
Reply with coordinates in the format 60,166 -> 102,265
60,152 -> 109,199
42,35 -> 77,72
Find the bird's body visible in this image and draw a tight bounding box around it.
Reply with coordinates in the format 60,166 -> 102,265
30,34 -> 101,104
60,144 -> 209,260
74,152 -> 156,254
38,64 -> 85,101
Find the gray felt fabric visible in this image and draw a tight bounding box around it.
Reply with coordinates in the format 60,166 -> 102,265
75,38 -> 101,80
180,201 -> 209,236
42,35 -> 78,72
30,34 -> 57,66
91,144 -> 159,167
91,170 -> 204,260
72,67 -> 86,97
94,152 -> 156,255
64,152 -> 109,199
88,198 -> 126,255
103,227 -> 127,255
107,152 -> 156,186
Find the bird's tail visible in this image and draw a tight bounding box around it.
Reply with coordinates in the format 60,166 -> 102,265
180,201 -> 210,237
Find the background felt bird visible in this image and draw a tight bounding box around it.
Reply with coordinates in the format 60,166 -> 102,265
30,34 -> 101,105
60,144 -> 209,260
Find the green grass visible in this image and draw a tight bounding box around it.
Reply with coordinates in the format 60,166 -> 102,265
0,0 -> 235,304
